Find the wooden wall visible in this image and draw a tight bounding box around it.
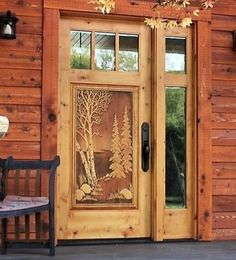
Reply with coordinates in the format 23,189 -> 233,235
211,1 -> 236,240
0,0 -> 236,240
0,0 -> 42,160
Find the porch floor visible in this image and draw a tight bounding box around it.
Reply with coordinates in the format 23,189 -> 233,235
1,241 -> 236,259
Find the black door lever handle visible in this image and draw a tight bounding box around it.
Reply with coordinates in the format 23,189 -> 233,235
143,144 -> 150,156
141,123 -> 150,172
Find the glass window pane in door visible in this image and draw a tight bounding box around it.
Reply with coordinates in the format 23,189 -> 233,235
165,37 -> 186,74
95,32 -> 115,71
119,34 -> 139,72
71,31 -> 91,69
165,87 -> 186,209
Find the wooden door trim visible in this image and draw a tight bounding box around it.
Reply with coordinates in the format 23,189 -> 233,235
42,8 -> 60,162
44,0 -> 211,22
196,21 -> 212,241
42,8 -> 212,241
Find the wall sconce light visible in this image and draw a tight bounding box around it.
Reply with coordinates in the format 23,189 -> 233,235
0,10 -> 19,39
0,116 -> 9,139
233,31 -> 236,52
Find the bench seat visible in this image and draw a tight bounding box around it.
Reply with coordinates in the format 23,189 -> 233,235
0,195 -> 49,218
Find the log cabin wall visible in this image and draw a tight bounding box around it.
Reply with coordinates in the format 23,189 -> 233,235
0,0 -> 42,160
0,0 -> 236,240
211,1 -> 236,240
0,0 -> 43,239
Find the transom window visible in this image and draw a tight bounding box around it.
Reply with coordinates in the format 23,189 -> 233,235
70,30 -> 139,72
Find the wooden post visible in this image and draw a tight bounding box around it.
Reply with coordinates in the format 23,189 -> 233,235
196,21 -> 212,241
42,8 -> 60,161
41,7 -> 60,241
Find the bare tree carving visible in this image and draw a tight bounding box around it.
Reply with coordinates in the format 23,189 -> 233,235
121,106 -> 132,174
76,89 -> 112,187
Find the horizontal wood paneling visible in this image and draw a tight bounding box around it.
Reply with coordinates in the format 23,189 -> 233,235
0,34 -> 42,53
0,105 -> 41,123
212,31 -> 233,48
213,229 -> 236,240
212,0 -> 236,240
0,0 -> 42,17
212,64 -> 236,81
0,69 -> 41,87
213,196 -> 236,212
4,123 -> 40,142
0,141 -> 40,159
213,146 -> 236,163
213,163 -> 236,179
212,47 -> 236,65
212,130 -> 236,146
212,80 -> 236,97
212,0 -> 236,17
213,179 -> 236,195
0,50 -> 41,70
17,15 -> 42,35
0,0 -> 42,165
212,113 -> 236,129
213,7 -> 236,17
0,87 -> 41,105
213,212 -> 236,229
212,96 -> 236,113
212,15 -> 236,31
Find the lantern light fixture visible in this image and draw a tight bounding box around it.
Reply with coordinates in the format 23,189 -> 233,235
0,10 -> 19,39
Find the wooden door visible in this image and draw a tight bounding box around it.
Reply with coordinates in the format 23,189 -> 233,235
58,17 -> 151,240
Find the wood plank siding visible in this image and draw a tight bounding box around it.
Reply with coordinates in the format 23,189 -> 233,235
0,0 -> 42,160
212,1 -> 236,240
0,0 -> 236,240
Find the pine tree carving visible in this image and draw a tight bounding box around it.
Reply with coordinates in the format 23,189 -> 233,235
109,114 -> 125,178
121,106 -> 132,174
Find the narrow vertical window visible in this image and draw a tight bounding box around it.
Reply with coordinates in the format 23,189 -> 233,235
119,34 -> 139,72
165,87 -> 186,208
95,32 -> 115,71
71,31 -> 91,69
165,37 -> 186,74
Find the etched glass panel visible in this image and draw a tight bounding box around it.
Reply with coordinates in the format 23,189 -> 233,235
119,34 -> 139,72
95,32 -> 115,71
71,31 -> 91,69
165,37 -> 186,74
165,87 -> 186,208
74,87 -> 136,206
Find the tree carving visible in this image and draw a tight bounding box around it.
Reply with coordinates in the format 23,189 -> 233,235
121,106 -> 132,175
109,114 -> 125,178
76,89 -> 112,187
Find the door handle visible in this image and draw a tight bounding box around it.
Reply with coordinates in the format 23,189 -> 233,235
141,122 -> 150,172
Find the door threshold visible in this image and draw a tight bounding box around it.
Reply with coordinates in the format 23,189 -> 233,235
58,238 -> 153,246
163,239 -> 196,243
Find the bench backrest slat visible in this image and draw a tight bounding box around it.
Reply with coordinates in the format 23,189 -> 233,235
0,156 -> 60,245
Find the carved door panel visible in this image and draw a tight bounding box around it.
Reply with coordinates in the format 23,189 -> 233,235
58,17 -> 151,239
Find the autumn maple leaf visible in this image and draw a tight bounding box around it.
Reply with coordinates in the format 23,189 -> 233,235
201,0 -> 218,9
144,17 -> 167,29
89,0 -> 115,14
180,17 -> 192,28
166,20 -> 178,28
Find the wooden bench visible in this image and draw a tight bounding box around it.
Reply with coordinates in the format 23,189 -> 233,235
0,156 -> 60,256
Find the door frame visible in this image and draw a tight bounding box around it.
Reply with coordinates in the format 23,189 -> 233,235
42,0 -> 212,241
